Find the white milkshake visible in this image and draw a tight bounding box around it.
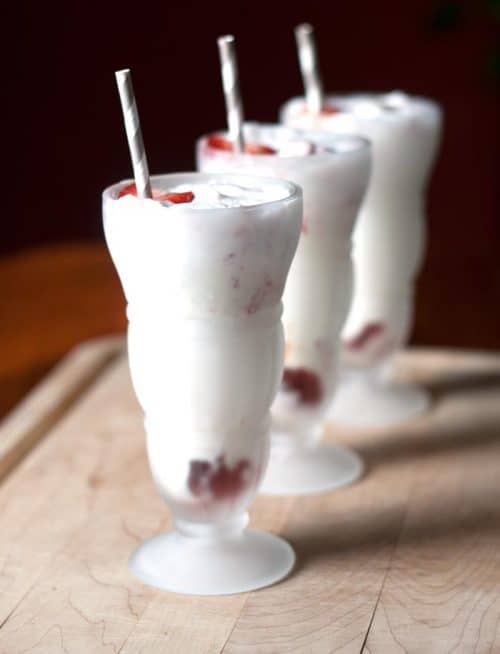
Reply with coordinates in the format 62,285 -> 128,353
282,92 -> 443,427
198,125 -> 371,494
103,172 -> 302,594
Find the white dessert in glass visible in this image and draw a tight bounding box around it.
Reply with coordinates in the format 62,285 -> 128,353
197,125 -> 371,494
103,172 -> 302,594
282,92 -> 443,427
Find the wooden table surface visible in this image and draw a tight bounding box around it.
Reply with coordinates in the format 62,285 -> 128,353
0,242 -> 126,419
0,338 -> 499,653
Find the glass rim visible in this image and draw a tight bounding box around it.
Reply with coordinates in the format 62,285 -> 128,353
282,93 -> 442,120
102,171 -> 302,213
198,123 -> 371,160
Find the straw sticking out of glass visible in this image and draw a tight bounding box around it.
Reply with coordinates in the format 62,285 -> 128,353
115,68 -> 152,199
217,35 -> 245,152
295,23 -> 324,115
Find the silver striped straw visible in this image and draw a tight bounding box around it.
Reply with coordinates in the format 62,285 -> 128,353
295,23 -> 324,115
115,69 -> 152,199
217,35 -> 245,152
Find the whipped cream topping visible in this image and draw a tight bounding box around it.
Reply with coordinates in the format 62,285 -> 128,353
281,92 -> 439,133
203,125 -> 367,160
116,180 -> 291,209
277,140 -> 315,157
336,91 -> 414,119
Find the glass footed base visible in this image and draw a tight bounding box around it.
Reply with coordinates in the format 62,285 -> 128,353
328,378 -> 431,429
129,528 -> 295,595
260,442 -> 364,496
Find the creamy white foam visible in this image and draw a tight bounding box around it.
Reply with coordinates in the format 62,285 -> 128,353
120,180 -> 292,209
208,123 -> 363,157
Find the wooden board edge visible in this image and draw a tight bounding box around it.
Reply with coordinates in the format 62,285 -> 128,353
0,334 -> 126,483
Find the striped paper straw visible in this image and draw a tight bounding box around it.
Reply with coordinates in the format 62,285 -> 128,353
217,35 -> 245,152
115,69 -> 152,199
295,23 -> 324,115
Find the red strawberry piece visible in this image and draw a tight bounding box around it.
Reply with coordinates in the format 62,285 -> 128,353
207,135 -> 234,151
300,103 -> 341,116
187,460 -> 212,496
207,135 -> 276,155
321,104 -> 341,115
282,367 -> 322,404
117,183 -> 137,198
345,322 -> 385,350
158,191 -> 195,204
244,142 -> 277,155
210,456 -> 250,499
187,456 -> 251,499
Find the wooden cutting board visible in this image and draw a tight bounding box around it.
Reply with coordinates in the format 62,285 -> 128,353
0,337 -> 499,653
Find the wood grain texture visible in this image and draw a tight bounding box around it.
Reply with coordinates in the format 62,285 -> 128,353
0,336 -> 123,482
362,352 -> 500,654
0,341 -> 499,653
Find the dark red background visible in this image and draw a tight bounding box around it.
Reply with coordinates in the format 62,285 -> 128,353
9,0 -> 500,348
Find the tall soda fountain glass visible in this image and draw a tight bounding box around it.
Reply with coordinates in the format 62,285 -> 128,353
103,172 -> 302,594
282,92 -> 442,427
198,125 -> 371,494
